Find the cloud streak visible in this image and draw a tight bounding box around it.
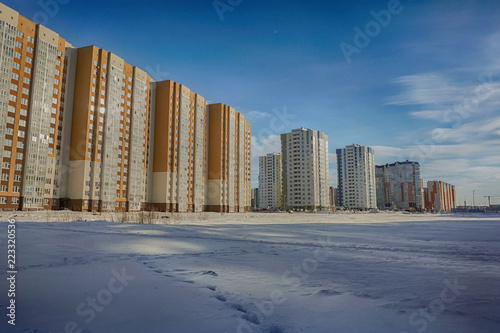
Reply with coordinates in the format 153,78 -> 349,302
385,65 -> 500,202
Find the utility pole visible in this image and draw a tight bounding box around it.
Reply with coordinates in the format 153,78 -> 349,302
483,196 -> 500,207
473,189 -> 476,207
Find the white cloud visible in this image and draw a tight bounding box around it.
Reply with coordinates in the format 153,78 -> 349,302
409,110 -> 450,121
386,73 -> 465,107
251,134 -> 281,158
431,117 -> 500,143
245,110 -> 272,120
388,72 -> 500,131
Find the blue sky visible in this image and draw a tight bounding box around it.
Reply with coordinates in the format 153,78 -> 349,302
6,0 -> 500,205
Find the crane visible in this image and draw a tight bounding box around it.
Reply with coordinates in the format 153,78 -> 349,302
483,196 -> 500,206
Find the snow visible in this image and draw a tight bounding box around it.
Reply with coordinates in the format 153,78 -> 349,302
1,211 -> 499,333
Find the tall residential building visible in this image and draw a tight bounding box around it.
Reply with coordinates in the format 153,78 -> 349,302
68,46 -> 152,212
258,152 -> 282,209
206,103 -> 251,212
251,188 -> 258,210
425,180 -> 456,212
281,128 -> 329,210
0,4 -> 75,210
375,161 -> 423,210
149,80 -> 206,212
0,2 -> 252,213
337,144 -> 376,209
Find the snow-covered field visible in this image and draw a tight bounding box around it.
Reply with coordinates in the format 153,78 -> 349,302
1,212 -> 499,333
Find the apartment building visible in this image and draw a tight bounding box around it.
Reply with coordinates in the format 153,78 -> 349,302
375,160 -> 423,210
425,180 -> 456,212
251,188 -> 258,210
258,152 -> 282,209
281,128 -> 329,210
329,186 -> 338,208
0,4 -> 75,211
0,2 -> 252,213
68,46 -> 152,212
337,144 -> 376,209
206,103 -> 251,212
149,80 -> 206,212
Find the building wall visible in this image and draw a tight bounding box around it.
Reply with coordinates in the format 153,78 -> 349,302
149,80 -> 206,212
68,46 -> 152,212
0,2 -> 252,214
206,103 -> 251,212
426,180 -> 456,212
329,186 -> 338,208
337,144 -> 376,209
258,152 -> 282,209
0,5 -> 72,210
375,161 -> 423,210
281,128 -> 329,210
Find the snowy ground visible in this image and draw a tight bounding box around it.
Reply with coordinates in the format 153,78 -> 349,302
0,211 -> 499,333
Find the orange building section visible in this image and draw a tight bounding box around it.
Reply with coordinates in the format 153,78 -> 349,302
206,103 -> 251,212
0,14 -> 36,210
1,2 -> 252,213
150,80 -> 207,212
425,180 -> 456,212
0,5 -> 73,211
68,46 -> 152,212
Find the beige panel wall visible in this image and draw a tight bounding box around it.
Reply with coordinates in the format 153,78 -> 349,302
59,46 -> 78,200
0,3 -> 19,25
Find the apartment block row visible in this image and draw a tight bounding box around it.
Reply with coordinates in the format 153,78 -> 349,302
258,139 -> 456,212
0,3 -> 251,212
375,162 -> 456,212
336,145 -> 455,211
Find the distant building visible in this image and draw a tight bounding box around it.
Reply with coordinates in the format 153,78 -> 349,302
337,144 -> 376,209
375,161 -> 423,210
329,187 -> 338,208
251,188 -> 259,210
281,128 -> 329,210
258,153 -> 282,209
425,181 -> 456,212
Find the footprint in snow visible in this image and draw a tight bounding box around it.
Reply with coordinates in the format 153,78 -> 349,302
316,289 -> 344,296
207,285 -> 216,291
353,291 -> 380,299
268,325 -> 287,333
201,270 -> 218,277
215,295 -> 227,302
242,313 -> 261,325
231,303 -> 247,313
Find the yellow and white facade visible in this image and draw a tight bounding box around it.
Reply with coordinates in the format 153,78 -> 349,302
206,103 -> 251,212
0,2 -> 251,212
0,3 -> 75,210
